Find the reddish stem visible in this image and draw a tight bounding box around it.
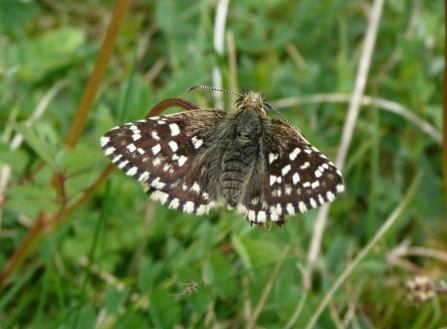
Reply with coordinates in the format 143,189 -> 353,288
0,213 -> 49,287
148,98 -> 200,118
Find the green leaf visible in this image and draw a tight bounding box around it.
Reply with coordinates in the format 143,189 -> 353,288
6,184 -> 58,219
0,0 -> 38,32
105,284 -> 131,314
12,123 -> 56,169
232,234 -> 283,279
204,251 -> 236,298
232,234 -> 254,278
17,27 -> 86,81
148,285 -> 181,329
0,142 -> 29,172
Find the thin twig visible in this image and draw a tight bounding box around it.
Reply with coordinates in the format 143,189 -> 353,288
304,0 -> 385,291
271,94 -> 441,144
247,244 -> 291,329
304,171 -> 422,329
64,0 -> 131,148
212,0 -> 229,109
442,0 -> 447,210
247,244 -> 290,328
227,31 -> 239,95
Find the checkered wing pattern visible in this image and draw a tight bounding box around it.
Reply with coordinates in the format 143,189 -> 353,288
238,119 -> 344,226
101,109 -> 227,214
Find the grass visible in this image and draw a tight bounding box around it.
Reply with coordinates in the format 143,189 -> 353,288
0,0 -> 446,328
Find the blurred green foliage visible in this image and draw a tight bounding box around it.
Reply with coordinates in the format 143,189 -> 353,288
0,0 -> 445,328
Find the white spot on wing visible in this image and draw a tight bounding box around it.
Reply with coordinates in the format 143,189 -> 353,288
127,143 -> 137,153
290,147 -> 301,160
169,198 -> 180,209
237,204 -> 247,214
196,205 -> 207,215
248,210 -> 256,221
151,177 -> 165,189
292,172 -> 300,184
281,164 -> 291,176
100,136 -> 110,147
132,133 -> 141,141
138,171 -> 149,182
287,203 -> 295,215
318,194 -> 325,205
104,147 -> 115,156
151,131 -> 160,140
191,182 -> 201,193
298,201 -> 307,212
169,123 -> 180,136
152,144 -> 161,155
183,201 -> 195,213
168,141 -> 178,152
269,153 -> 279,164
257,211 -> 267,223
300,162 -> 310,169
326,191 -> 335,202
178,155 -> 188,166
112,154 -> 122,163
126,166 -> 138,177
117,160 -> 129,169
311,180 -> 320,189
152,157 -> 161,166
191,136 -> 203,149
150,190 -> 169,204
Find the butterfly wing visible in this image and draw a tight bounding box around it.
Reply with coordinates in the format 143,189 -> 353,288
239,119 -> 345,226
101,109 -> 227,214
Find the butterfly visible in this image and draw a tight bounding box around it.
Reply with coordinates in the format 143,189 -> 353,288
100,86 -> 344,229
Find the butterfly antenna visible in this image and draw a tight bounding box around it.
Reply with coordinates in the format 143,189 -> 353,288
188,85 -> 244,98
264,103 -> 304,136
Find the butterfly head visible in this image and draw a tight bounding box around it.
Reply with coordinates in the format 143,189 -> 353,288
237,91 -> 274,116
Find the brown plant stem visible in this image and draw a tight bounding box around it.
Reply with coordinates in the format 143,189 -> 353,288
0,213 -> 49,287
64,0 -> 131,148
443,0 -> 447,211
51,0 -> 131,191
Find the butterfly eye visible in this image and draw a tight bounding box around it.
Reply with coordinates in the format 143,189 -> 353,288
263,103 -> 272,113
235,96 -> 244,107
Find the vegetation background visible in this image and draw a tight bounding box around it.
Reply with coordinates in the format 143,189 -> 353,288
0,0 -> 445,328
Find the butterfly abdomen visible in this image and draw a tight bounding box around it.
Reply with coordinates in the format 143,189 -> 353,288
217,106 -> 265,207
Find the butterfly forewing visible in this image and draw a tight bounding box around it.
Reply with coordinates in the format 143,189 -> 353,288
101,109 -> 227,192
